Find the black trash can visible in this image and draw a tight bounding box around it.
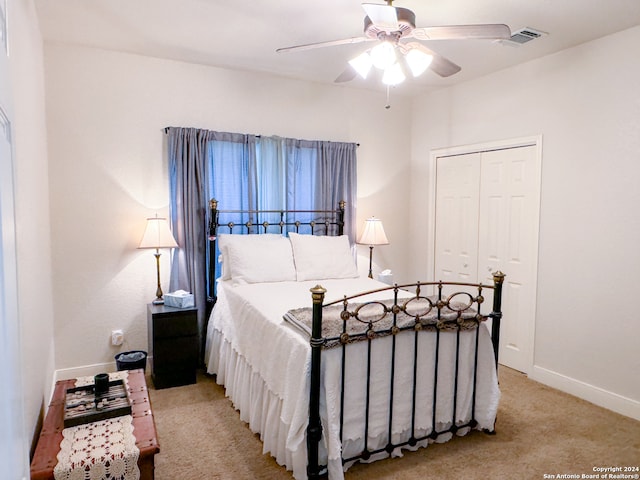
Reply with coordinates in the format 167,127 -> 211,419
115,350 -> 147,372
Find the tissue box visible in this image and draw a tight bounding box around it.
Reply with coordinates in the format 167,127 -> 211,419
164,290 -> 194,308
377,273 -> 394,285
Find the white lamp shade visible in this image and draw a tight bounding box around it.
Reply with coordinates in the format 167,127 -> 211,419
370,41 -> 397,70
405,48 -> 433,77
349,51 -> 373,79
138,216 -> 178,249
382,62 -> 406,86
358,217 -> 389,246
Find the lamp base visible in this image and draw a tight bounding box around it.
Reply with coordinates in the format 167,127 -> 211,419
153,251 -> 165,305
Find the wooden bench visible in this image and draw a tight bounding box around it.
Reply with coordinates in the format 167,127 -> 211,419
30,369 -> 160,480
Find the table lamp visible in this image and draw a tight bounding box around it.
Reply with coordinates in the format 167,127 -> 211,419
138,214 -> 178,304
357,217 -> 389,279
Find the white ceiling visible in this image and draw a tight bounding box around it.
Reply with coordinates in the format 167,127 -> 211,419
34,0 -> 640,96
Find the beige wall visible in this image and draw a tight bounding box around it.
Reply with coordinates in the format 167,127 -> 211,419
42,44 -> 413,375
9,0 -> 56,468
410,26 -> 640,419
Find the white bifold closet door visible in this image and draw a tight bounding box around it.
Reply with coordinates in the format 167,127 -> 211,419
434,145 -> 538,373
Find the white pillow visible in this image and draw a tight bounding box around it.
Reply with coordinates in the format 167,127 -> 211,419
218,233 -> 283,280
289,233 -> 359,281
217,234 -> 250,280
218,234 -> 296,284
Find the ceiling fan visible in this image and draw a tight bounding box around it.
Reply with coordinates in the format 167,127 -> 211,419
276,1 -> 511,86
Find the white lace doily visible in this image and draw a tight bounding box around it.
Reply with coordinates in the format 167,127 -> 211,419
54,372 -> 140,480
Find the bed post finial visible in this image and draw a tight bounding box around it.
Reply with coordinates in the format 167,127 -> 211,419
209,199 -> 219,237
490,271 -> 506,368
310,285 -> 327,304
307,285 -> 326,479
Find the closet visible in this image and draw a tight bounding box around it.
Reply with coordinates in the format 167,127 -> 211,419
433,142 -> 540,373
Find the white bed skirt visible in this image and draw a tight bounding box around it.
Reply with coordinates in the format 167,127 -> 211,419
206,329 -> 311,478
206,326 -> 495,480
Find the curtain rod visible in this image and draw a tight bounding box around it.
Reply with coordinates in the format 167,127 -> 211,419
163,127 -> 359,146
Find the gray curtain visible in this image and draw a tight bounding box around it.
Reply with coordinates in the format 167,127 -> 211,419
281,138 -> 357,241
167,127 -> 211,358
319,141 -> 357,242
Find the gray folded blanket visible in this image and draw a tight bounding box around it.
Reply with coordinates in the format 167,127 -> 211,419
283,296 -> 482,349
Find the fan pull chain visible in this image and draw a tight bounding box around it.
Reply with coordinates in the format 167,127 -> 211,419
385,85 -> 391,110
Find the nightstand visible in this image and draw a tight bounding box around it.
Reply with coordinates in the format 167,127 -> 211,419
147,303 -> 198,389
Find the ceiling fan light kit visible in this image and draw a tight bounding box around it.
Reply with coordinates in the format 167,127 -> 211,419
277,1 -> 511,88
347,36 -> 434,85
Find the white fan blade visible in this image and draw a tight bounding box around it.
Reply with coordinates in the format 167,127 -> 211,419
334,65 -> 358,83
402,42 -> 461,77
362,3 -> 399,31
410,24 -> 511,41
277,36 -> 372,54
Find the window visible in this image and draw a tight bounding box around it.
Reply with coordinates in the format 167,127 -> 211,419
208,136 -> 323,230
204,135 -> 356,293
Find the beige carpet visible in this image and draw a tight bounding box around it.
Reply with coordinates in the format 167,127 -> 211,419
148,367 -> 639,479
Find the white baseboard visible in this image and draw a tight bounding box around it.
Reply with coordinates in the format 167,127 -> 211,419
53,355 -> 153,384
54,361 -> 120,382
529,365 -> 640,421
47,362 -> 118,409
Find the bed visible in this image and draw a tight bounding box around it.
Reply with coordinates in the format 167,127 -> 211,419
204,200 -> 505,480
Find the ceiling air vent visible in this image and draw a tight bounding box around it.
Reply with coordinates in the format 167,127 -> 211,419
499,27 -> 547,46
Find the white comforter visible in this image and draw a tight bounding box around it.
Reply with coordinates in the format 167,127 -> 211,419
205,277 -> 500,480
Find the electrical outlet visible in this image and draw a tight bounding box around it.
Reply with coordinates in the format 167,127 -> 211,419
111,329 -> 124,346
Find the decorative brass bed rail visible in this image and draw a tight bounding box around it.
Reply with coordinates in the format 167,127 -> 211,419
305,272 -> 505,479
